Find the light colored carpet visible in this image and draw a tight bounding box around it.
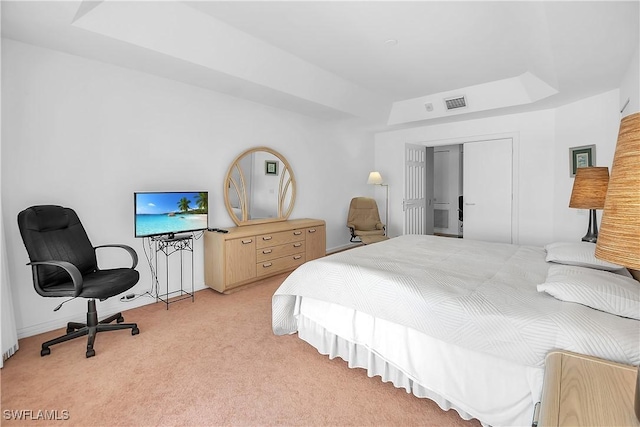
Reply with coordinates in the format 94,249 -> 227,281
1,273 -> 480,426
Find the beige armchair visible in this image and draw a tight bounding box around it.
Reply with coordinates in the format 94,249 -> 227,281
347,197 -> 389,244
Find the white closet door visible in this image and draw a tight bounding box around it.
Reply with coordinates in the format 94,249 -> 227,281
463,138 -> 512,243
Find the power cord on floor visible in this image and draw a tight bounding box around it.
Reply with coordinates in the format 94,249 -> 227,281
119,291 -> 154,303
119,236 -> 159,303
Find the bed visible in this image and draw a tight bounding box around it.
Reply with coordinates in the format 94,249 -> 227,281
272,234 -> 640,426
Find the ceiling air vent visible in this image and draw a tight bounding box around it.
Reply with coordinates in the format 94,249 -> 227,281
444,96 -> 467,111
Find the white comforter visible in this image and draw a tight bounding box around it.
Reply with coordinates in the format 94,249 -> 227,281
273,235 -> 640,368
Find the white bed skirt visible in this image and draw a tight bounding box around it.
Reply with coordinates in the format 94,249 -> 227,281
296,297 -> 544,427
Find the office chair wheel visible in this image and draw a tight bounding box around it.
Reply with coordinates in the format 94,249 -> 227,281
116,316 -> 124,323
132,327 -> 139,335
86,348 -> 95,358
41,347 -> 51,357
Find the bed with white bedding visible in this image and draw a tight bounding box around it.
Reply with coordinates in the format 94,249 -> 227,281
272,234 -> 640,426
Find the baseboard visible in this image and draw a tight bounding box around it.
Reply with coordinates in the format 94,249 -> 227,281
326,242 -> 364,255
17,282 -> 208,339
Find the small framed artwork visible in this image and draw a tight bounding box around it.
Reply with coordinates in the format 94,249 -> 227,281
265,160 -> 278,175
569,145 -> 595,177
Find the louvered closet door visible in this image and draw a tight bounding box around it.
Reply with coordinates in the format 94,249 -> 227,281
404,144 -> 434,235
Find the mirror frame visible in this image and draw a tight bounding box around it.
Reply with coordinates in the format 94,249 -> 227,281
223,146 -> 297,226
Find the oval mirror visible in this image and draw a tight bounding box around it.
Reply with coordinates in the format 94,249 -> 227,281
224,147 -> 296,226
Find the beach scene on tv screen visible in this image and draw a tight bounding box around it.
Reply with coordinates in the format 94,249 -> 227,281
135,192 -> 208,237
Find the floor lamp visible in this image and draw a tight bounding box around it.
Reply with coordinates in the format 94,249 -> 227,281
569,166 -> 609,242
593,112 -> 640,421
367,171 -> 389,236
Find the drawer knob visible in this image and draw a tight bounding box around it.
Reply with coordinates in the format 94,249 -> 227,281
262,236 -> 272,241
262,262 -> 272,268
293,255 -> 302,260
262,249 -> 272,254
293,243 -> 302,248
308,229 -> 316,233
242,239 -> 253,244
293,231 -> 302,235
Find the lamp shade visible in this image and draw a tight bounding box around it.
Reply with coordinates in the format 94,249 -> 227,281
367,171 -> 383,185
569,167 -> 609,209
595,112 -> 640,270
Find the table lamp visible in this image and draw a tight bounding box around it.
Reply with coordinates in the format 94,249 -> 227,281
594,112 -> 640,420
569,166 -> 609,242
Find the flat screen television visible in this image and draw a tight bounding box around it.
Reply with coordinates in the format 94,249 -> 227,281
134,191 -> 208,238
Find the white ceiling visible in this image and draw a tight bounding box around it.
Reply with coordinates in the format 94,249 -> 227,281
2,1 -> 639,128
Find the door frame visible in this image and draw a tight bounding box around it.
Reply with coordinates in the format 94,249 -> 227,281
406,132 -> 520,244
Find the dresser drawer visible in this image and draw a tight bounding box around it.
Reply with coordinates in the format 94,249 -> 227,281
256,254 -> 305,277
204,219 -> 325,294
256,229 -> 305,249
256,241 -> 305,263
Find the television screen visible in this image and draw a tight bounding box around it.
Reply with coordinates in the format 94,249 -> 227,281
134,191 -> 208,238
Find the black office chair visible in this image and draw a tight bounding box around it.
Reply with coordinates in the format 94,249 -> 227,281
17,205 -> 140,358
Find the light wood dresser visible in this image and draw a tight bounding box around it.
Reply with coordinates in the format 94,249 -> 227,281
538,350 -> 640,427
204,218 -> 325,293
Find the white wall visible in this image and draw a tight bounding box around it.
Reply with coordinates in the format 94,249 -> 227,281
1,39 -> 374,338
552,90 -> 620,241
619,44 -> 640,116
374,89 -> 622,247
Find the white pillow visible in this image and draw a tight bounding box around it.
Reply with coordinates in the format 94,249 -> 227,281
614,267 -> 634,279
544,241 -> 625,271
538,265 -> 640,320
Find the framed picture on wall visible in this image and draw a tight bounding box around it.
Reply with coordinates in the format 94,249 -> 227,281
265,160 -> 278,175
569,145 -> 595,177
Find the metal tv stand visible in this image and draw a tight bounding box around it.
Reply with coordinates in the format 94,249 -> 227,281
152,234 -> 195,309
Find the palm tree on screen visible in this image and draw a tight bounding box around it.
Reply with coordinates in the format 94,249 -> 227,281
177,198 -> 191,213
196,193 -> 208,212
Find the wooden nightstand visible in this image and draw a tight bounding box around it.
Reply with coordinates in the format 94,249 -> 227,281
537,350 -> 640,427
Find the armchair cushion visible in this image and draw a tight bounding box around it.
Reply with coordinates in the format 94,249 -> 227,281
358,218 -> 379,231
354,229 -> 386,237
347,197 -> 385,232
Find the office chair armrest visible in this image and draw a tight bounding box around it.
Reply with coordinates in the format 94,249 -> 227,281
94,244 -> 139,269
28,260 -> 83,297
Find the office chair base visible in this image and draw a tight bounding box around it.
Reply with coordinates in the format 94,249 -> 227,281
41,299 -> 139,358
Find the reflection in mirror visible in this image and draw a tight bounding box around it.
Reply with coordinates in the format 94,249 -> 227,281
228,163 -> 245,222
224,147 -> 296,226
